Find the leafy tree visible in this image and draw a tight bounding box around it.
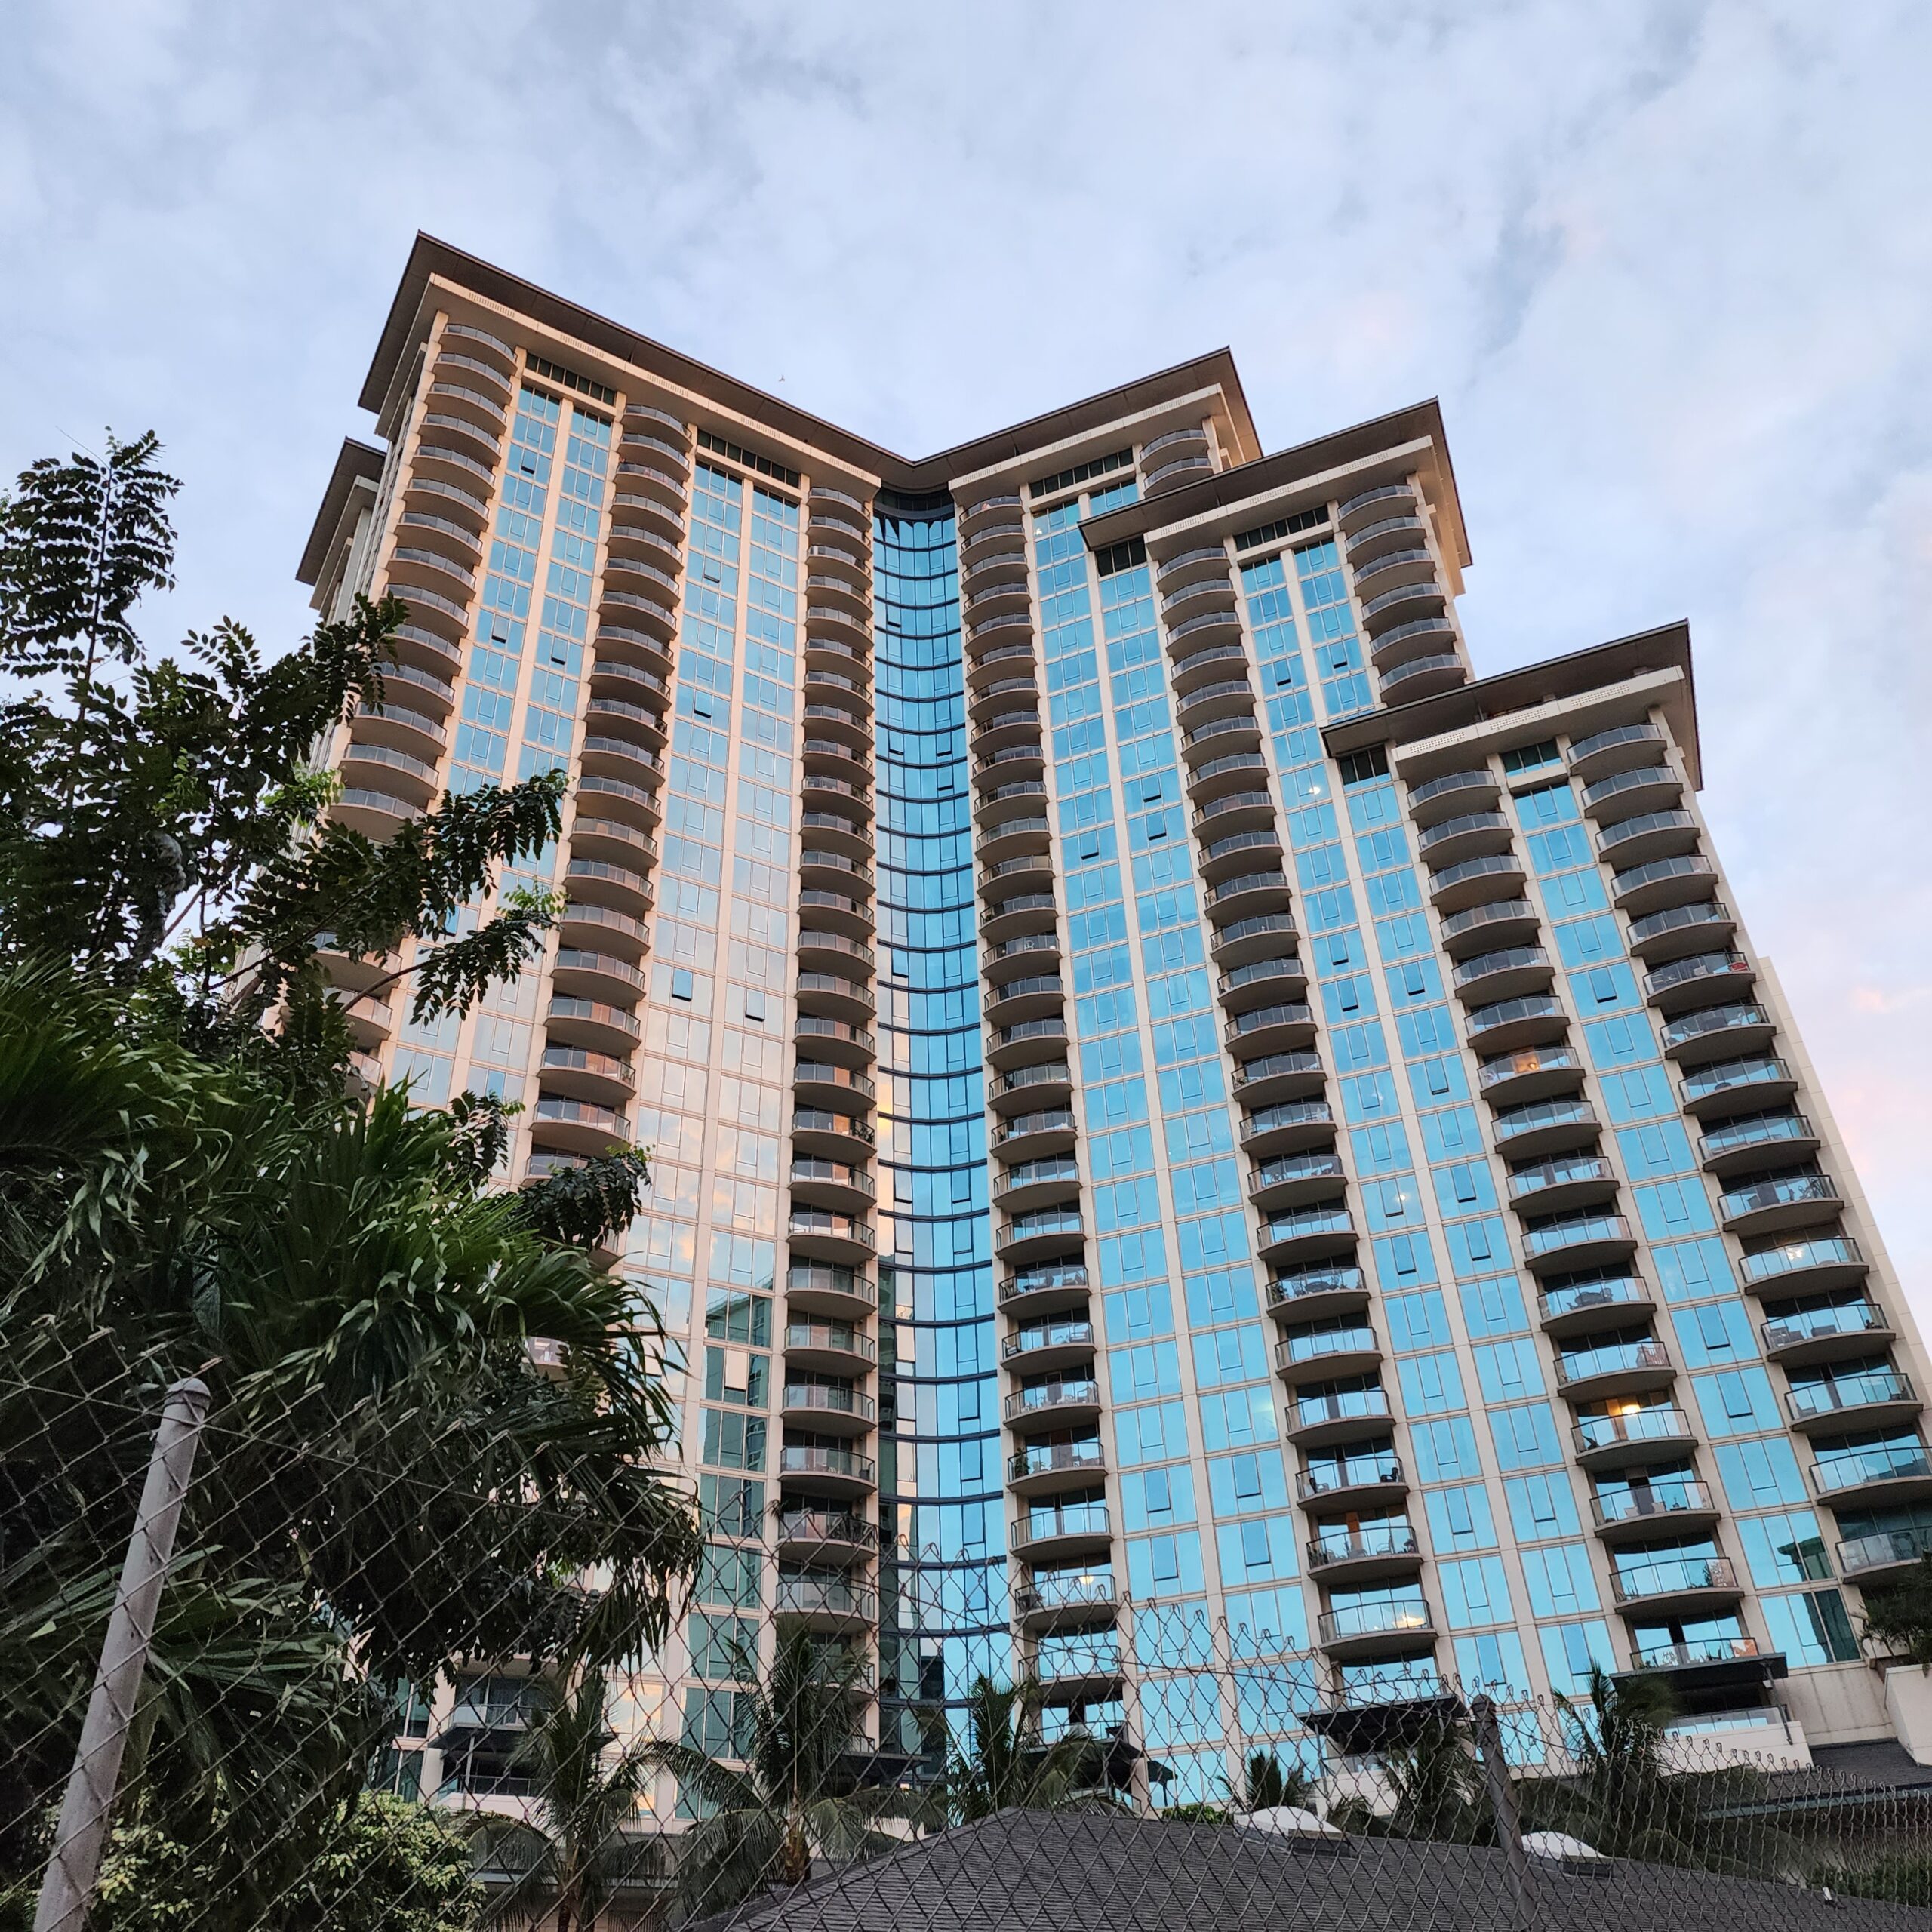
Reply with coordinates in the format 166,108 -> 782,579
945,1677 -> 1100,1821
1862,1553 -> 1932,1668
640,1626 -> 895,1919
1234,1749 -> 1309,1813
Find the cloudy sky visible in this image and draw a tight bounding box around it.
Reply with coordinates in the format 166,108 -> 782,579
5,0 -> 1929,1311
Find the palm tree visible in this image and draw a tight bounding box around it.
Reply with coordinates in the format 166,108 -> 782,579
946,1677 -> 1094,1820
1233,1749 -> 1309,1813
472,1672 -> 652,1932
640,1626 -> 894,1921
1377,1712 -> 1489,1844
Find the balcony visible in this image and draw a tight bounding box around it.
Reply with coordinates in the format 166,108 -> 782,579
1720,1170 -> 1843,1236
1144,451 -> 1214,495
1786,1368 -> 1920,1435
1249,1152 -> 1349,1211
1567,720 -> 1667,781
794,1015 -> 875,1069
546,995 -> 641,1058
777,1444 -> 877,1496
1417,810 -> 1513,866
1597,808 -> 1700,869
1738,1234 -> 1866,1294
1231,1050 -> 1325,1105
780,1384 -> 876,1434
1210,911 -> 1299,967
1379,653 -> 1466,701
1306,1521 -> 1423,1583
1580,764 -> 1683,819
1240,1100 -> 1337,1158
1352,546 -> 1438,605
1838,1524 -> 1932,1584
790,1109 -> 875,1164
1571,1406 -> 1696,1466
1369,616 -> 1460,675
1609,1556 -> 1742,1617
1265,1265 -> 1372,1324
1155,541 -> 1234,590
1680,1055 -> 1798,1116
1001,1319 -> 1096,1374
992,1157 -> 1081,1213
1258,1204 -> 1356,1267
1810,1441 -> 1932,1504
1611,854 -> 1718,915
1700,1112 -> 1816,1167
774,1577 -> 878,1629
576,771 -> 661,832
1555,1338 -> 1674,1401
1590,1480 -> 1720,1543
1204,869 -> 1294,918
1427,852 -> 1527,912
1011,1503 -> 1112,1560
1297,1454 -> 1406,1508
1316,1599 -> 1435,1658
996,1208 -> 1085,1264
976,813 -> 1051,862
1338,482 -> 1417,531
774,1511 -> 875,1564
991,1107 -> 1078,1159
988,1015 -> 1072,1070
1224,1001 -> 1317,1056
1166,607 -> 1244,656
1761,1300 -> 1893,1367
1644,949 -> 1755,1014
1199,825 -> 1284,881
1008,1440 -> 1107,1496
1466,993 -> 1567,1054
1406,767 -> 1499,824
1661,1001 -> 1776,1063
1177,676 -> 1258,729
1345,511 -> 1425,564
1626,898 -> 1736,964
530,1095 -> 629,1154
537,1044 -> 635,1106
1014,1574 -> 1118,1631
1521,1212 -> 1637,1272
1493,1097 -> 1599,1159
1538,1275 -> 1655,1338
1508,1155 -> 1619,1216
796,931 -> 875,977
789,1158 -> 875,1215
783,1322 -> 877,1373
797,886 -> 872,942
565,855 -> 653,919
792,1061 -> 875,1110
786,1263 -> 873,1320
998,1263 -> 1091,1316
1286,1385 -> 1393,1447
340,739 -> 439,802
1452,946 -> 1553,1004
1217,955 -> 1307,1011
1004,1380 -> 1103,1428
984,930 -> 1060,974
980,891 -> 1057,946
1184,754 -> 1271,808
552,948 -> 646,1004
787,1211 -> 875,1263
1439,897 -> 1540,953
1275,1324 -> 1381,1383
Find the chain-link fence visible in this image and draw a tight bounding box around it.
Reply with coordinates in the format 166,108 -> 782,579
6,1358 -> 1931,1932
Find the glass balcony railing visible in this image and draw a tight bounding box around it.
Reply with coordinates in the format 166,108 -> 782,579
1013,1503 -> 1110,1546
1557,1340 -> 1670,1386
1278,1326 -> 1379,1367
1294,1387 -> 1392,1430
1838,1525 -> 1932,1577
1761,1302 -> 1885,1354
1573,1407 -> 1691,1453
1740,1235 -> 1864,1286
1297,1454 -> 1404,1500
1632,1635 -> 1758,1669
1787,1369 -> 1914,1420
1522,1214 -> 1634,1258
1591,1480 -> 1712,1528
1539,1276 -> 1649,1322
1721,1173 -> 1840,1220
1307,1522 -> 1420,1567
1611,1556 -> 1737,1603
1318,1599 -> 1434,1643
1700,1112 -> 1813,1163
1810,1441 -> 1932,1494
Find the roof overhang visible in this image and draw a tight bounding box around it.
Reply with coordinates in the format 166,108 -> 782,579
294,436 -> 383,590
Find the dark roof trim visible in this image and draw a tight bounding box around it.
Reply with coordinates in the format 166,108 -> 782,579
1320,621 -> 1702,788
295,437 -> 384,588
360,235 -> 1258,491
1081,398 -> 1471,571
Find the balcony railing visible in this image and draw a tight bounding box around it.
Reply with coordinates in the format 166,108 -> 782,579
1573,1407 -> 1691,1453
1307,1523 -> 1420,1567
1557,1340 -> 1671,1387
1810,1441 -> 1932,1494
1590,1480 -> 1712,1528
1317,1600 -> 1433,1643
1740,1235 -> 1864,1286
1297,1455 -> 1404,1500
1787,1369 -> 1914,1421
1839,1525 -> 1932,1577
1610,1557 -> 1737,1604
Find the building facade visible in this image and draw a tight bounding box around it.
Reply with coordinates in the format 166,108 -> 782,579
301,235 -> 1932,1811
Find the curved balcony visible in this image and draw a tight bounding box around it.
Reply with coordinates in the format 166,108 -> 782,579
552,947 -> 646,1004
975,783 -> 1049,835
1182,715 -> 1263,764
1810,1441 -> 1932,1506
1611,854 -> 1718,915
1286,1384 -> 1392,1447
981,855 -> 1057,907
794,1013 -> 875,1070
1417,809 -> 1512,868
1199,825 -> 1284,881
608,481 -> 685,546
1004,1379 -> 1104,1429
1571,1406 -> 1695,1466
783,1322 -> 877,1374
801,770 -> 873,817
1161,577 -> 1238,629
1275,1323 -> 1381,1383
1379,652 -> 1466,702
1258,1204 -> 1355,1268
780,1384 -> 875,1435
1011,1501 -> 1112,1561
537,1044 -> 635,1106
1538,1275 -> 1655,1338
974,707 -> 1044,761
984,974 -> 1064,1026
565,855 -> 653,918
1265,1264 -> 1372,1324
1590,1480 -> 1720,1543
992,1063 -> 1074,1116
1184,753 -> 1271,808
355,697 -> 448,761
1838,1524 -> 1932,1585
1521,1212 -> 1637,1272
332,989 -> 393,1051
1555,1338 -> 1674,1402
1316,1598 -> 1435,1659
401,463 -> 488,532
789,1110 -> 873,1168
1368,614 -> 1459,675
1170,639 -> 1250,694
1338,482 -> 1417,531
1343,511 -> 1423,561
1679,1055 -> 1798,1117
1249,1152 -> 1349,1211
1144,451 -> 1214,494
1644,950 -> 1755,1016
1739,1234 -> 1866,1295
1786,1368 -> 1920,1435
1232,1050 -> 1326,1106
1176,675 -> 1257,729
796,970 -> 876,1027
1439,897 -> 1540,955
1306,1521 -> 1423,1583
786,1210 -> 875,1264
411,436 -> 497,497
796,930 -> 875,977
1721,1169 -> 1842,1237
805,734 -> 874,787
992,1107 -> 1078,1160
340,738 -> 440,802
792,1061 -> 875,1112
789,1158 -> 875,1215
1761,1300 -> 1893,1367
576,770 -> 661,832
1204,870 -> 1294,920
1209,914 -> 1300,971
1478,1044 -> 1586,1105
558,901 -> 649,962
1660,1001 -> 1774,1063
1626,899 -> 1735,965
1002,1319 -> 1096,1376
1568,720 -> 1668,781
1142,423 -> 1211,466
1428,852 -> 1527,912
1581,763 -> 1684,822
988,1017 -> 1071,1074
529,1095 -> 629,1155
1155,540 -> 1235,589
1241,1100 -> 1337,1158
777,1444 -> 877,1498
774,1510 -> 875,1566
993,1158 -> 1081,1214
612,456 -> 687,516
1223,1001 -> 1316,1057
1014,1574 -> 1118,1632
1297,1453 -> 1405,1509
997,1208 -> 1085,1265
568,820 -> 656,882
998,1262 -> 1091,1318
595,616 -> 675,680
799,848 -> 874,901
1508,1155 -> 1619,1217
544,994 -> 641,1057
1493,1097 -> 1599,1159
976,811 -> 1051,863
1406,768 -> 1498,826
1466,993 -> 1568,1054
1008,1439 -> 1107,1497
1609,1557 -> 1741,1618
785,1263 -> 874,1321
980,891 -> 1058,947
1352,547 -> 1438,604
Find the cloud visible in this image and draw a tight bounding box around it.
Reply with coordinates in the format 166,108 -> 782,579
4,0 -> 1930,1319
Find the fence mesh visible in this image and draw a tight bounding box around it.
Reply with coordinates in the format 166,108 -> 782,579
5,1352 -> 1930,1932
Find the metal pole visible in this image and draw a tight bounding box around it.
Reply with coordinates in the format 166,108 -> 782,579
1469,1694 -> 1537,1921
34,1377 -> 211,1932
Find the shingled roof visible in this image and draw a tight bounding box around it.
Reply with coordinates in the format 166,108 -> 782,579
680,1805 -> 1927,1932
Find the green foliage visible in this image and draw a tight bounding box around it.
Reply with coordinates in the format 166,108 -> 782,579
1809,1850 -> 1932,1906
1862,1553 -> 1932,1668
1235,1748 -> 1308,1813
945,1677 -> 1097,1823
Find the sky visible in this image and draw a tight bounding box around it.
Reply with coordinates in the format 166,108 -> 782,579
4,0 -> 1930,1315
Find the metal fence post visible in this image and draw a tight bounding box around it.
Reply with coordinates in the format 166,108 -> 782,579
1469,1694 -> 1537,1921
34,1376 -> 212,1932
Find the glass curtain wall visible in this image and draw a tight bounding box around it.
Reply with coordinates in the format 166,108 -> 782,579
872,494 -> 1008,1769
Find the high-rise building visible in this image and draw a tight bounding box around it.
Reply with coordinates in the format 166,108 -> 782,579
301,235 -> 1932,1809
